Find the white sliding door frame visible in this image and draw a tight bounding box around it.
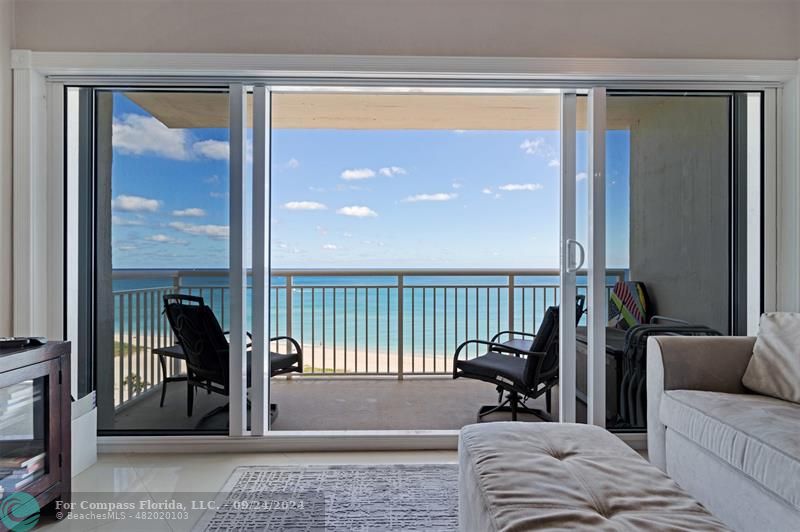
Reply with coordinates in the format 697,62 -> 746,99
251,86 -> 273,435
559,90 -> 579,423
11,50 -> 795,450
587,87 -> 607,427
229,83 -> 249,437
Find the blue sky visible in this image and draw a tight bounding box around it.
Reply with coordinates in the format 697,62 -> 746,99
111,93 -> 630,269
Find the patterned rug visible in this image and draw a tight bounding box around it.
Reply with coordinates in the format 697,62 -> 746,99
197,464 -> 459,531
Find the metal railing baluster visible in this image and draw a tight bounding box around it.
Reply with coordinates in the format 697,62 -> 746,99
442,287 -> 450,372
118,294 -> 123,406
422,287 -> 427,372
333,287 -> 337,373
312,289 -> 316,372
386,287 -> 390,375
286,275 -> 293,353
355,288 -> 359,375
485,286 -> 489,341
433,287 -> 437,374
411,287 -> 415,374
397,277 -> 404,380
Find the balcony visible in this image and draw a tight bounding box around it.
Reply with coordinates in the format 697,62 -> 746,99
104,268 -> 625,432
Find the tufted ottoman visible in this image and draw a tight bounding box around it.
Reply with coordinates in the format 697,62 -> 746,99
459,422 -> 728,531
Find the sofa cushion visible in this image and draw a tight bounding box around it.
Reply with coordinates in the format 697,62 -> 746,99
459,422 -> 728,531
743,312 -> 800,403
660,390 -> 800,511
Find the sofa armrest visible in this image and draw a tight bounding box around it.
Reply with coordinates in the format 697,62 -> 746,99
646,336 -> 755,471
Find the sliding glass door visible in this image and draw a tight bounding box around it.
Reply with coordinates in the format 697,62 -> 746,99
559,89 -> 607,426
77,88 -> 234,435
595,91 -> 761,431
69,82 -> 764,437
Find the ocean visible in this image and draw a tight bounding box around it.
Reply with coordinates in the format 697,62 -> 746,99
111,272 -> 619,366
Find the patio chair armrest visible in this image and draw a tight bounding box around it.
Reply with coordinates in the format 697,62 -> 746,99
490,330 -> 537,343
454,339 -> 538,361
648,315 -> 690,326
270,336 -> 304,368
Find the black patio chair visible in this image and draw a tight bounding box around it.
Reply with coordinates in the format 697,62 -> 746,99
162,294 -> 302,425
453,296 -> 585,422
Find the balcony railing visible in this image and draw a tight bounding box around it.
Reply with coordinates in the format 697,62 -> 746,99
110,268 -> 627,409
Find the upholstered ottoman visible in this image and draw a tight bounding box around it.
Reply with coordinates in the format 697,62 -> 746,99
459,422 -> 728,531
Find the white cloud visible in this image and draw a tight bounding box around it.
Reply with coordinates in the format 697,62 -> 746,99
209,191 -> 227,199
378,166 -> 407,177
285,158 -> 300,169
341,168 -> 375,180
283,201 -> 327,211
576,172 -> 588,181
112,115 -> 247,163
403,193 -> 458,203
520,137 -> 546,155
113,114 -> 191,160
548,159 -> 560,167
112,216 -> 145,226
497,183 -> 544,192
168,221 -> 229,239
204,175 -> 220,184
145,234 -> 188,245
520,137 -> 557,160
172,208 -> 206,217
452,181 -> 463,189
193,139 -> 229,160
343,232 -> 353,238
498,183 -> 544,192
112,195 -> 160,213
322,244 -> 338,250
337,206 -> 378,218
482,188 -> 492,195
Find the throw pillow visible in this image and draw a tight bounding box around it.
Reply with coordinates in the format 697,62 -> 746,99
742,312 -> 800,403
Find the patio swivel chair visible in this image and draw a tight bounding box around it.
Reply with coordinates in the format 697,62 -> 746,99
162,294 -> 302,425
452,296 -> 585,422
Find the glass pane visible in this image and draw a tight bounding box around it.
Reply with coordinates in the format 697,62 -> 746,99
604,93 -> 734,431
95,89 -> 231,434
269,91 -> 562,430
0,379 -> 47,492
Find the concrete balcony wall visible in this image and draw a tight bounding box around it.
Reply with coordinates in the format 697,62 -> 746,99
627,96 -> 731,334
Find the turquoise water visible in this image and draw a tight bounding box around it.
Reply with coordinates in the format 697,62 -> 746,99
112,272 -> 620,364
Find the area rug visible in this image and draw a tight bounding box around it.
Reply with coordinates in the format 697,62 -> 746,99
197,464 -> 459,531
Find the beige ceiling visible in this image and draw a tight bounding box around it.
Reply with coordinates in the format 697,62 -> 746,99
124,92 -> 636,131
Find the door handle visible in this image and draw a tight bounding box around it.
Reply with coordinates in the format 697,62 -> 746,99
566,239 -> 585,273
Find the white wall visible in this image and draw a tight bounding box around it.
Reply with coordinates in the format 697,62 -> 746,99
0,0 -> 13,335
11,0 -> 800,60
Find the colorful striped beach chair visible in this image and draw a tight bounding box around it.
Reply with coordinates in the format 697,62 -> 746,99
608,281 -> 650,330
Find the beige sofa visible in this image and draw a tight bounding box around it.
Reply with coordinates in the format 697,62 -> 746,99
647,336 -> 800,531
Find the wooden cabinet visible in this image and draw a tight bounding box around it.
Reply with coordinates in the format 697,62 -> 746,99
0,342 -> 71,516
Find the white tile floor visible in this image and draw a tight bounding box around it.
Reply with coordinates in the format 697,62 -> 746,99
38,451 -> 458,531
